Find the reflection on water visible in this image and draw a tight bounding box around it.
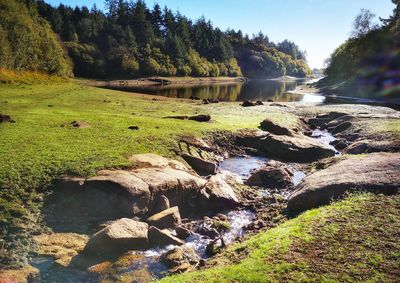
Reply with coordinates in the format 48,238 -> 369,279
102,78 -> 325,102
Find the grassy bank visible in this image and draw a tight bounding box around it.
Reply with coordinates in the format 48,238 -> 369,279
159,193 -> 400,282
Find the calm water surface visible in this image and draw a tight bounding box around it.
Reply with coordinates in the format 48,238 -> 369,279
102,78 -> 325,103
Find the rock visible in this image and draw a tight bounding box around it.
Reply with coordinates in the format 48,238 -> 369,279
241,100 -> 255,107
235,130 -> 269,151
181,153 -> 217,175
87,252 -> 152,282
217,213 -> 228,221
153,195 -> 170,214
85,170 -> 151,217
287,153 -> 400,215
0,266 -> 39,283
260,118 -> 293,136
326,115 -> 355,128
307,117 -> 330,129
164,115 -> 189,120
188,114 -> 211,122
71,121 -> 89,128
34,233 -> 89,267
259,133 -> 336,162
0,114 -> 14,123
241,100 -> 256,107
175,226 -> 192,239
84,219 -> 148,257
128,126 -> 139,130
197,225 -> 220,238
160,246 -> 200,273
147,206 -> 181,229
131,167 -> 206,208
180,136 -> 213,152
129,153 -> 188,171
148,226 -> 185,248
205,238 -> 225,256
255,101 -> 264,105
330,139 -> 348,150
316,111 -> 348,120
342,140 -> 400,155
246,161 -> 293,189
331,121 -> 352,134
200,174 -> 239,209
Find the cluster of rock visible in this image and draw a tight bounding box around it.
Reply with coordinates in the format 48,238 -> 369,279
285,111 -> 400,215
52,154 -> 241,266
236,118 -> 336,162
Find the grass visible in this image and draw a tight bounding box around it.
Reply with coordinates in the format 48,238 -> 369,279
159,193 -> 400,282
0,68 -> 66,85
0,80 -> 299,267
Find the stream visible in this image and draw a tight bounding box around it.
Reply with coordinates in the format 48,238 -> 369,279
30,130 -> 338,282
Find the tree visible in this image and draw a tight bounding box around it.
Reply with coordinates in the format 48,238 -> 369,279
350,9 -> 379,38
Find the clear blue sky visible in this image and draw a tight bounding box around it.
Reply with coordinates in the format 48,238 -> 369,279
45,0 -> 395,68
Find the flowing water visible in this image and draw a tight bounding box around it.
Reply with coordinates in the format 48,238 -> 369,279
101,78 -> 325,103
311,129 -> 339,154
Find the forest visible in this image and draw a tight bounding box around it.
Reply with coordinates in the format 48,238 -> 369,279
0,0 -> 312,79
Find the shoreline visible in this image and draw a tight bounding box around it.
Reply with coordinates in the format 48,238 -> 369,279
80,76 -> 247,88
290,83 -> 400,110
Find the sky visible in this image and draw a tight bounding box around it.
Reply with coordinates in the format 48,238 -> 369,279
45,0 -> 395,69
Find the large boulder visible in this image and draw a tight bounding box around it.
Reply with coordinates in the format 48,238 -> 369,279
84,219 -> 148,257
147,206 -> 181,229
287,153 -> 400,215
259,133 -> 336,162
260,119 -> 293,136
181,153 -> 217,175
84,170 -> 151,217
200,174 -> 239,210
131,167 -> 206,210
246,161 -> 293,189
148,226 -> 185,248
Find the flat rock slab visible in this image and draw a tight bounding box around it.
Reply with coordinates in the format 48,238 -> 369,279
84,218 -> 148,257
287,153 -> 400,215
260,133 -> 336,162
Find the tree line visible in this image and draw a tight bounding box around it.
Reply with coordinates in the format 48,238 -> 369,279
0,0 -> 312,79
